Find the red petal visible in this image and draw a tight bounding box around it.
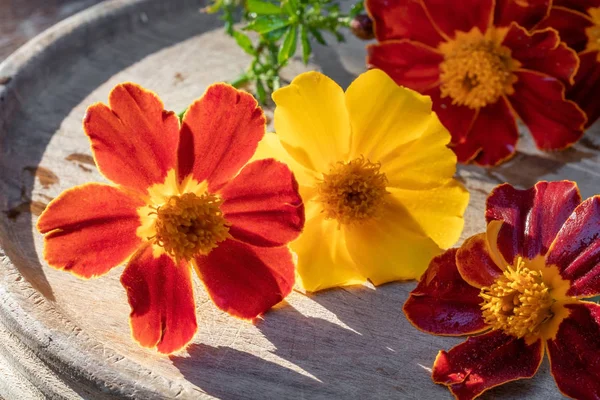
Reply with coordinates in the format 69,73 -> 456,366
195,239 -> 294,319
366,40 -> 443,92
83,83 -> 179,193
365,0 -> 447,46
547,302 -> 600,399
568,50 -> 600,128
36,183 -> 144,279
121,244 -> 197,354
546,196 -> 600,297
425,88 -> 478,149
456,233 -> 503,288
486,181 -> 582,263
422,0 -> 493,38
404,249 -> 488,335
450,97 -> 518,166
433,330 -> 544,400
495,0 -> 551,30
508,70 -> 586,150
502,23 -> 579,84
219,159 -> 304,247
537,6 -> 593,52
553,0 -> 600,14
179,84 -> 266,192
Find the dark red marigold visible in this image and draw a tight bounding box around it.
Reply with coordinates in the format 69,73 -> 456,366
366,0 -> 587,166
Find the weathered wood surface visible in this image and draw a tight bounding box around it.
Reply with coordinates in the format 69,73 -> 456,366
0,0 -> 599,398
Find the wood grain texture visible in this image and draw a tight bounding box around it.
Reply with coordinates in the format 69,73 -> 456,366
1,0 -> 599,398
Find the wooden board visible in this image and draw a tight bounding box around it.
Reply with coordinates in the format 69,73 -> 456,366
1,0 -> 599,398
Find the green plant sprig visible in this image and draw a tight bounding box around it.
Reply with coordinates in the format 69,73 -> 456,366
206,0 -> 365,104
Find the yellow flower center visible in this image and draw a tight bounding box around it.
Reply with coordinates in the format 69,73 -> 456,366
439,28 -> 519,109
316,156 -> 388,225
480,258 -> 555,339
585,7 -> 600,55
153,192 -> 231,260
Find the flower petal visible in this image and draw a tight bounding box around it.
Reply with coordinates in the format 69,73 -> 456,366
508,70 -> 586,150
179,83 -> 266,192
36,183 -> 144,279
344,194 -> 442,286
426,88 -> 478,148
272,72 -> 351,173
450,97 -> 518,166
553,0 -> 599,14
365,0 -> 447,46
502,23 -> 579,84
194,239 -> 294,319
568,50 -> 600,128
404,249 -> 488,335
547,302 -> 600,399
366,40 -> 442,92
546,196 -> 600,297
120,244 -> 197,354
433,330 -> 544,400
388,182 -> 468,249
346,69 -> 450,176
293,213 -> 366,292
486,181 -> 582,264
537,6 -> 593,52
219,159 -> 304,247
83,83 -> 180,193
494,0 -> 551,29
456,233 -> 503,288
422,0 -> 494,38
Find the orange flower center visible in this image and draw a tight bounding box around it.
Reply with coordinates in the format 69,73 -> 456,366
316,156 -> 388,225
480,257 -> 555,339
153,192 -> 231,260
585,7 -> 600,54
439,28 -> 519,109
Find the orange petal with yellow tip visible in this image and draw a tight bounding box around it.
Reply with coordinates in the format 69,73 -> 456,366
83,83 -> 180,193
456,233 -> 503,288
121,244 -> 197,354
179,83 -> 266,192
36,183 -> 144,279
194,239 -> 294,319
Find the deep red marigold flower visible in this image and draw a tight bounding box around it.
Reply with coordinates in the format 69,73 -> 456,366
36,83 -> 305,354
404,181 -> 600,399
537,0 -> 600,128
366,0 -> 587,166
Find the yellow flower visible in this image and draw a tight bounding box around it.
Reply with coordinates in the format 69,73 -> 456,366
254,69 -> 469,291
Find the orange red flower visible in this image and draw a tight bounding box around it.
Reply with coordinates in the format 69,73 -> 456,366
537,0 -> 600,127
366,0 -> 587,166
37,83 -> 304,354
404,181 -> 600,399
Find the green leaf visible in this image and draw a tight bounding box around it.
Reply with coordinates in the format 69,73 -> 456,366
231,73 -> 251,88
244,15 -> 291,34
264,26 -> 288,41
349,1 -> 365,18
232,31 -> 256,55
282,0 -> 299,16
246,0 -> 282,15
256,79 -> 267,104
278,25 -> 298,65
300,25 -> 311,64
309,27 -> 327,45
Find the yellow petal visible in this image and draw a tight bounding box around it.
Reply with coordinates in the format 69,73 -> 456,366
387,180 -> 469,249
379,114 -> 457,190
292,199 -> 365,292
252,132 -> 318,187
273,72 -> 351,172
344,195 -> 442,286
345,69 -> 441,169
